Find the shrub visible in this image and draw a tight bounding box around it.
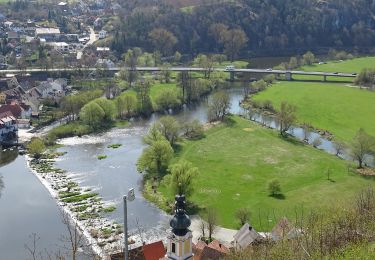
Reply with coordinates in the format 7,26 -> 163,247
268,179 -> 281,196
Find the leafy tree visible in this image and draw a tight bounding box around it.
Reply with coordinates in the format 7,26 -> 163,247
177,71 -> 192,103
94,98 -> 116,121
169,160 -> 198,198
288,57 -> 299,69
79,102 -> 105,128
156,116 -> 180,146
174,51 -> 182,63
136,81 -> 153,116
208,91 -> 231,121
350,129 -> 375,168
235,208 -> 251,226
155,89 -> 181,111
268,179 -> 281,196
148,28 -> 177,56
220,28 -> 248,62
143,124 -> 165,145
302,51 -> 315,65
116,94 -> 137,119
137,140 -> 174,174
182,120 -> 204,139
277,101 -> 296,136
27,137 -> 46,159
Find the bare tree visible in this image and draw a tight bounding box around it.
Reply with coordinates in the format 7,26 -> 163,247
59,211 -> 86,260
206,208 -> 217,242
199,219 -> 206,239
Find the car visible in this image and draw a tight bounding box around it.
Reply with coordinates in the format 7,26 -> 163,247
352,72 -> 357,75
266,68 -> 272,71
225,65 -> 235,71
333,72 -> 338,74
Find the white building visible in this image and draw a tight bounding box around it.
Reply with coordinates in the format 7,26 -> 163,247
0,115 -> 17,142
98,30 -> 107,39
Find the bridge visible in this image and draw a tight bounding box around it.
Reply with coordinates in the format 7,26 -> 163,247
0,67 -> 356,81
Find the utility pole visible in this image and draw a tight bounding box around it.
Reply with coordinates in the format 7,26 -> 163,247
123,188 -> 135,260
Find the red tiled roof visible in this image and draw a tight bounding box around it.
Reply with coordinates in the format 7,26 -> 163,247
0,104 -> 22,118
143,241 -> 166,260
193,240 -> 229,260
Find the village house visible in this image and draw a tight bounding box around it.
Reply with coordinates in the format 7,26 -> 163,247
35,28 -> 60,41
0,112 -> 17,144
36,78 -> 67,100
233,223 -> 263,249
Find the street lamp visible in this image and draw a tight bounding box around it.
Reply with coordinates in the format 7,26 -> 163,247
123,188 -> 135,260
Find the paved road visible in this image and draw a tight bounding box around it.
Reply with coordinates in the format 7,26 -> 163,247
0,67 -> 357,78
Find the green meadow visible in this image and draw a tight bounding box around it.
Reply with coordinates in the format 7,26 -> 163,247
158,117 -> 374,229
253,81 -> 375,142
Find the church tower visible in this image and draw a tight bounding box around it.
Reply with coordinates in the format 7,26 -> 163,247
166,195 -> 193,260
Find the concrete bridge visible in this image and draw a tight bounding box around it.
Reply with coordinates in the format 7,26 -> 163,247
0,67 -> 357,81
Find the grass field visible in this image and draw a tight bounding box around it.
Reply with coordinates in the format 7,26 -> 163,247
253,81 -> 375,141
121,83 -> 179,108
301,56 -> 375,73
158,116 -> 374,229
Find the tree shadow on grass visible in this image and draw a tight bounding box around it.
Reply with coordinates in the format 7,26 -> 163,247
269,193 -> 286,200
224,116 -> 237,127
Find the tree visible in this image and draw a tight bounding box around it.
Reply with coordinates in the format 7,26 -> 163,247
174,51 -> 182,63
79,102 -> 105,128
302,124 -> 311,142
136,81 -> 153,116
27,137 -> 46,159
155,89 -> 181,111
177,71 -> 192,103
302,51 -> 315,65
148,28 -> 177,56
182,120 -> 204,139
208,91 -> 231,121
156,116 -> 180,146
160,64 -> 172,83
169,160 -> 198,198
288,57 -> 299,69
206,208 -> 217,242
220,28 -> 248,62
277,101 -> 296,136
333,141 -> 346,156
137,140 -> 174,174
116,94 -> 137,119
194,54 -> 214,78
350,129 -> 375,168
94,98 -> 116,121
143,124 -> 165,145
268,179 -> 281,196
235,208 -> 251,227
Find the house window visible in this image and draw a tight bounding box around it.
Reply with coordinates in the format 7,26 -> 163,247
172,243 -> 176,253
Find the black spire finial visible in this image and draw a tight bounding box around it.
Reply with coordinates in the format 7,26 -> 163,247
169,194 -> 191,236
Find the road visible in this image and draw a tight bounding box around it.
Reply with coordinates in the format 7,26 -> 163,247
0,67 -> 357,78
77,26 -> 97,60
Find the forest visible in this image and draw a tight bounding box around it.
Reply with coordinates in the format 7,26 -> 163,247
111,0 -> 375,57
